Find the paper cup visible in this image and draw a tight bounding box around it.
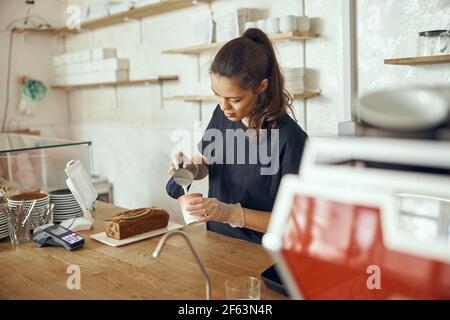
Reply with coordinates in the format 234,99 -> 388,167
178,193 -> 203,226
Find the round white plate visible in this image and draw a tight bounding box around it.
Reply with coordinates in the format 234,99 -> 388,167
54,213 -> 83,218
54,213 -> 83,217
359,89 -> 449,131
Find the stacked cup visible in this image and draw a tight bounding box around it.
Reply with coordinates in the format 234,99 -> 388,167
245,15 -> 310,35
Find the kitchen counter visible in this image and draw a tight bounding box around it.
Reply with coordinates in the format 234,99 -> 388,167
0,202 -> 287,300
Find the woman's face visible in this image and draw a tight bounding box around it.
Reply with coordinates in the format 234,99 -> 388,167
211,73 -> 266,124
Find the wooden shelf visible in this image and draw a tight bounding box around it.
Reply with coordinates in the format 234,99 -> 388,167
384,55 -> 450,65
162,31 -> 320,55
13,0 -> 212,35
164,91 -> 321,102
79,0 -> 212,31
51,76 -> 178,90
292,91 -> 321,99
13,27 -> 76,35
164,95 -> 217,102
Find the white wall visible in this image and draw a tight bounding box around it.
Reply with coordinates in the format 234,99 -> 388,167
357,0 -> 450,96
0,0 -> 69,138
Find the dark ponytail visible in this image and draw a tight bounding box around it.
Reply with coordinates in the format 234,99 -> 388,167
210,28 -> 294,130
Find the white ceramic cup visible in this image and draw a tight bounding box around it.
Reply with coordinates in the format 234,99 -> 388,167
245,21 -> 257,31
266,17 -> 280,34
296,16 -> 310,32
279,15 -> 297,33
256,19 -> 267,33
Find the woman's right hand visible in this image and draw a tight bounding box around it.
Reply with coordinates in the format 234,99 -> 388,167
169,151 -> 198,177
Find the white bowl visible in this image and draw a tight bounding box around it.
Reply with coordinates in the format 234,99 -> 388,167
359,89 -> 449,131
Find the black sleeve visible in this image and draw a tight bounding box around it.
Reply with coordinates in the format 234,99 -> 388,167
280,132 -> 308,177
197,105 -> 221,155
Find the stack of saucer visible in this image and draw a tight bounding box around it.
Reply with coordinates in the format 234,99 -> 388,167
283,67 -> 305,93
7,192 -> 50,223
0,212 -> 8,239
49,189 -> 83,223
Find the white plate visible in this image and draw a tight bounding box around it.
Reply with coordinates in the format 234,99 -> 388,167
53,206 -> 82,212
90,221 -> 185,247
359,89 -> 449,131
54,214 -> 82,218
54,211 -> 83,216
53,202 -> 80,207
50,199 -> 76,203
54,215 -> 82,220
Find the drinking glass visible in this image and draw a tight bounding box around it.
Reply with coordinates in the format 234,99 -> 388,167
225,276 -> 261,300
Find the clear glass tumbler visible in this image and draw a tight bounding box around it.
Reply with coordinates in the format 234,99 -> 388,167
225,276 -> 261,300
7,214 -> 32,244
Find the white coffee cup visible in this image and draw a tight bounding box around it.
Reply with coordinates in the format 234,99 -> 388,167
297,16 -> 310,32
178,193 -> 203,226
256,19 -> 267,33
266,17 -> 280,34
245,21 -> 257,31
279,15 -> 297,33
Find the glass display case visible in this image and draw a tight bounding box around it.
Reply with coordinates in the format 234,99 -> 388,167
0,133 -> 92,196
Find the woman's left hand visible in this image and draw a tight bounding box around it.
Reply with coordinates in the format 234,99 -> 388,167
186,197 -> 244,227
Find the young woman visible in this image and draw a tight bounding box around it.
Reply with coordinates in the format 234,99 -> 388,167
167,28 -> 308,244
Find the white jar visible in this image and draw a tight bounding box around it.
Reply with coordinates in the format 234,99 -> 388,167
245,21 -> 257,31
296,16 -> 310,33
256,19 -> 267,33
279,15 -> 297,33
266,17 -> 280,34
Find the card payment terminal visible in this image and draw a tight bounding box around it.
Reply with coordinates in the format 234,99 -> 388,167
33,224 -> 85,251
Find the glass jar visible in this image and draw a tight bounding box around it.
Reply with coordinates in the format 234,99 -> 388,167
438,30 -> 450,55
418,30 -> 448,56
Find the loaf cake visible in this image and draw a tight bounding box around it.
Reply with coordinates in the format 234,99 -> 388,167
104,208 -> 169,240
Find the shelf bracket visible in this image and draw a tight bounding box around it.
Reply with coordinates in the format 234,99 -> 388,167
198,101 -> 203,122
196,53 -> 201,82
113,86 -> 119,109
159,81 -> 165,109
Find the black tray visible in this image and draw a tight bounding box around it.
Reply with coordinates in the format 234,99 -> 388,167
261,264 -> 290,297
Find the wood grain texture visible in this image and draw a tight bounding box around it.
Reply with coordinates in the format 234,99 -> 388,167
162,31 -> 320,55
384,55 -> 450,65
14,0 -> 213,35
164,91 -> 321,102
0,202 -> 286,300
50,76 -> 178,90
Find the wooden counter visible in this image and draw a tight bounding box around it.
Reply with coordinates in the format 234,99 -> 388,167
0,202 -> 287,300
